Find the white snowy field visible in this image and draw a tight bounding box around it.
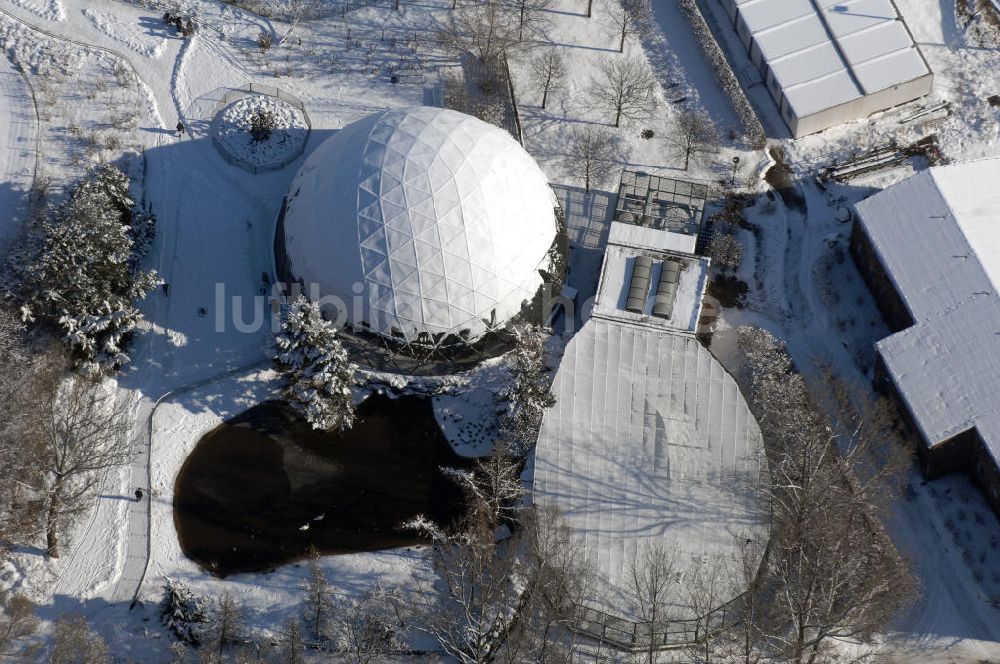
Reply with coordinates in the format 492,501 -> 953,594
0,0 -> 998,660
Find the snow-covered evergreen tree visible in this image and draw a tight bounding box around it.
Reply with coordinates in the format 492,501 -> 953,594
160,579 -> 208,646
11,165 -> 159,376
273,295 -> 358,431
497,323 -> 555,453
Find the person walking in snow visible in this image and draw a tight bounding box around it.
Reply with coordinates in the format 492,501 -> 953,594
176,121 -> 185,137
134,488 -> 144,502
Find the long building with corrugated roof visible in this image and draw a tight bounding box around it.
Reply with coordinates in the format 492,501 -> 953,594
719,0 -> 933,137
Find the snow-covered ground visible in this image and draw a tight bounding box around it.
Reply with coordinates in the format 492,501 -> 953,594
1,0 -> 999,659
0,54 -> 36,247
706,178 -> 1000,661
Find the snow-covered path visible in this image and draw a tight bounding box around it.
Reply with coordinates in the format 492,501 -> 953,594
714,174 -> 1000,660
0,0 -> 272,606
0,54 -> 36,247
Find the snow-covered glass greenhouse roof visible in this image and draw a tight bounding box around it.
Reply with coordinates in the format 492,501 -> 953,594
532,319 -> 768,621
279,106 -> 558,343
613,171 -> 708,237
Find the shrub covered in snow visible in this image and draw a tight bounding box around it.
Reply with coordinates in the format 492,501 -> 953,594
497,323 -> 555,453
273,295 -> 358,431
160,579 -> 208,646
213,94 -> 308,170
9,165 -> 160,375
708,232 -> 744,272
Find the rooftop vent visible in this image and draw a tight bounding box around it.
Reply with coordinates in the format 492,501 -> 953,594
626,255 -> 653,313
651,259 -> 681,320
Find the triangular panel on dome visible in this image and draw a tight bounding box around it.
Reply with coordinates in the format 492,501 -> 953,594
449,289 -> 477,318
423,299 -> 453,329
413,246 -> 445,278
384,228 -> 417,257
442,249 -> 475,288
363,256 -> 394,287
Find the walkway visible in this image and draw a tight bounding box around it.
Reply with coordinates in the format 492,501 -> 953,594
0,55 -> 38,247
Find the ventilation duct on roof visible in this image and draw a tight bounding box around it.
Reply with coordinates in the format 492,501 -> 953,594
626,255 -> 653,313
652,259 -> 681,320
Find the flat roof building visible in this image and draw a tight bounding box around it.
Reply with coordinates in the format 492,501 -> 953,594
718,0 -> 933,137
851,158 -> 1000,513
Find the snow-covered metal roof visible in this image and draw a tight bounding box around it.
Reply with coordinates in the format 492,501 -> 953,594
281,106 -> 557,342
592,223 -> 709,334
856,158 -> 1000,457
532,319 -> 767,619
733,0 -> 930,121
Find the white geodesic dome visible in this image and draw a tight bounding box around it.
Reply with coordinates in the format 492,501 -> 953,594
280,106 -> 558,343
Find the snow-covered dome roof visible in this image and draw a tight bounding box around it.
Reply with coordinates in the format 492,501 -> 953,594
280,106 -> 557,343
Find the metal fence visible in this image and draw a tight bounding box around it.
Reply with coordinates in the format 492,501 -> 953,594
442,53 -> 524,147
568,595 -> 744,652
209,83 -> 312,175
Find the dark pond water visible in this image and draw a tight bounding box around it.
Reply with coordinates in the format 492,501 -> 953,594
173,394 -> 470,576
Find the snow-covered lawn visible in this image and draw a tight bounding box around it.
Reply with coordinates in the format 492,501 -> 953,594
8,0 -> 64,22
0,0 -> 999,659
0,8 -> 156,192
82,8 -> 167,59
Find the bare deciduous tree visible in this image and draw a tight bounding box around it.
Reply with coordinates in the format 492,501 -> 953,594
505,0 -> 553,41
716,535 -> 769,664
0,591 -> 38,660
278,0 -> 323,46
302,548 -> 333,640
564,125 -> 617,192
443,443 -> 526,527
498,505 -> 594,663
274,619 -> 305,664
19,359 -> 133,558
406,517 -> 522,664
591,56 -> 656,127
627,541 -> 678,664
529,49 -> 565,109
0,308 -> 36,555
203,592 -> 245,663
737,327 -> 916,664
681,555 -> 727,663
606,0 -> 652,52
49,613 -> 110,664
668,109 -> 718,170
331,584 -> 403,663
438,0 -> 522,65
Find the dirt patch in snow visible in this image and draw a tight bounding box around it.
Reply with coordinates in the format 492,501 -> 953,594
708,273 -> 749,309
